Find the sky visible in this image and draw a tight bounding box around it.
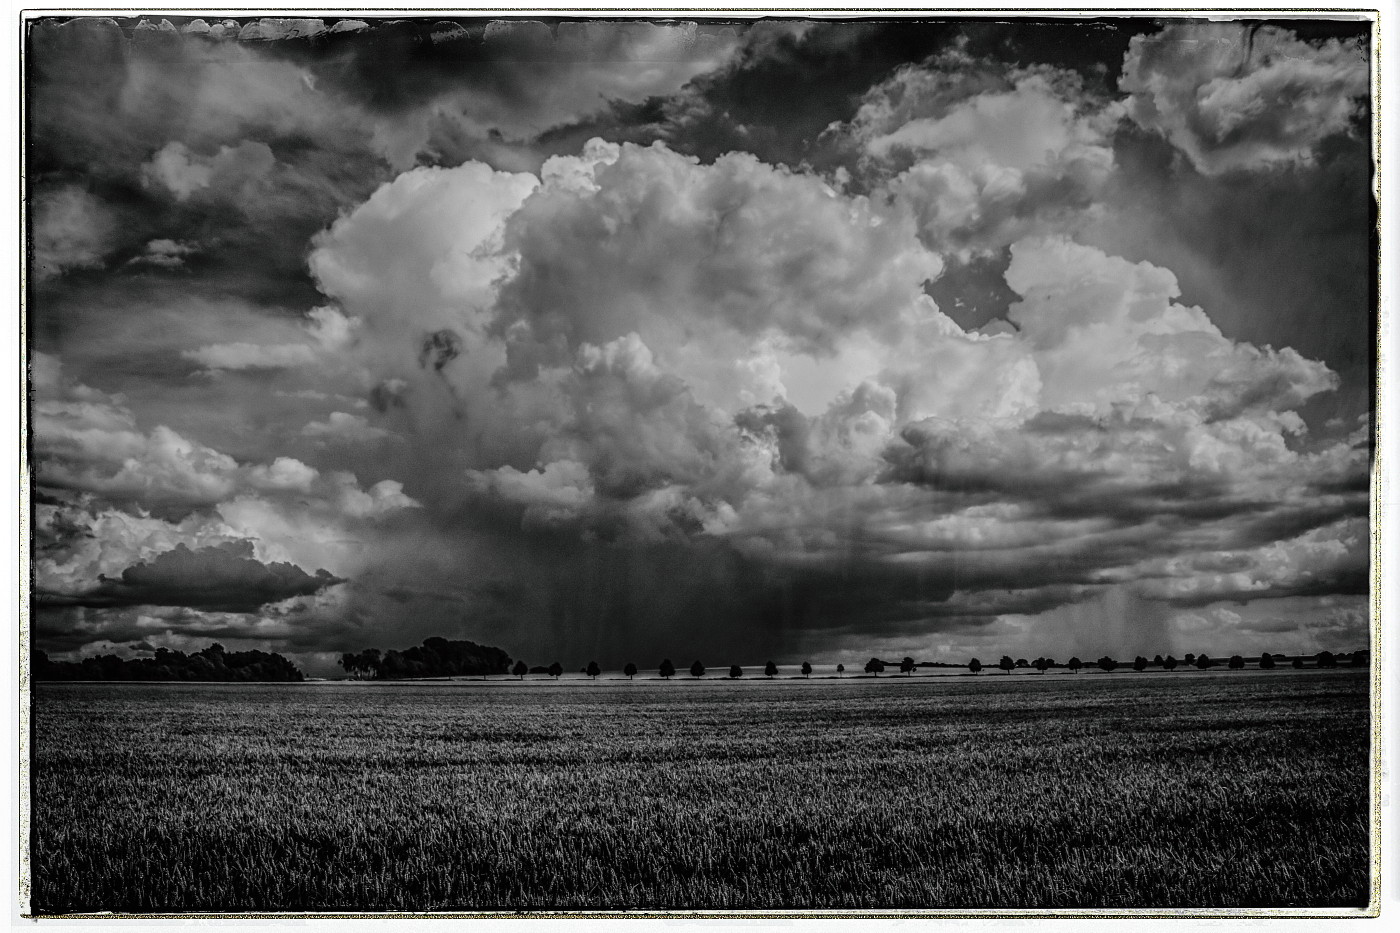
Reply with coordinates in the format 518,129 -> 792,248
26,14 -> 1375,677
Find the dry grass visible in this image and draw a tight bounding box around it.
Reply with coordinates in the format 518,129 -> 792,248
29,670 -> 1371,911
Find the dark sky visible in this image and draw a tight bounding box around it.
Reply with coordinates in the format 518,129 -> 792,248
28,15 -> 1373,675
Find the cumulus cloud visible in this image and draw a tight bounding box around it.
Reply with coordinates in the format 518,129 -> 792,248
41,540 -> 342,613
185,306 -> 357,372
30,186 -> 116,280
835,52 -> 1123,259
1120,22 -> 1370,175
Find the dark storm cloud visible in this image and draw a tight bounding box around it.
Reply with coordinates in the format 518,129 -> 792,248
37,540 -> 342,613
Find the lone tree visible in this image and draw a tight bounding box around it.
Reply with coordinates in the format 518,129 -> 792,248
1133,656 -> 1148,672
548,661 -> 564,679
900,656 -> 916,676
969,658 -> 982,674
1033,657 -> 1051,674
512,660 -> 528,680
1195,654 -> 1214,670
1316,651 -> 1338,669
836,663 -> 845,678
1163,655 -> 1179,671
865,657 -> 885,677
1153,655 -> 1165,667
1097,656 -> 1118,672
1259,654 -> 1276,670
586,660 -> 601,680
801,661 -> 812,679
998,656 -> 1016,674
764,660 -> 779,678
1067,656 -> 1083,673
690,660 -> 705,678
660,659 -> 676,680
729,664 -> 743,679
1228,655 -> 1245,670
623,662 -> 638,680
1184,653 -> 1196,666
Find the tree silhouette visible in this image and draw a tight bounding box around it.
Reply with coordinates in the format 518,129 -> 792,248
1195,654 -> 1214,670
1097,656 -> 1118,672
968,658 -> 982,674
1228,655 -> 1245,670
1152,655 -> 1164,667
624,662 -> 638,680
548,661 -> 564,679
765,660 -> 778,678
900,656 -> 916,676
1316,651 -> 1338,669
1132,656 -> 1148,672
690,660 -> 705,678
729,664 -> 743,679
998,656 -> 1015,674
836,663 -> 845,678
660,658 -> 675,680
1163,655 -> 1178,671
1067,656 -> 1083,673
1350,649 -> 1370,668
865,657 -> 885,677
1184,653 -> 1196,667
1292,657 -> 1304,669
512,660 -> 528,680
1259,654 -> 1276,670
801,661 -> 812,678
1033,657 -> 1051,673
586,660 -> 601,680
1015,658 -> 1029,669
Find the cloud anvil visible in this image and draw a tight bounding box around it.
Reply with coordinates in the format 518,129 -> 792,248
27,15 -> 1373,677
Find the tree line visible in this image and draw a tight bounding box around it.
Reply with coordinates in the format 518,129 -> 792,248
960,650 -> 1368,674
339,637 -> 512,679
33,643 -> 304,682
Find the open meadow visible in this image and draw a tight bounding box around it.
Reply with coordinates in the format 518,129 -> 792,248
29,670 -> 1371,913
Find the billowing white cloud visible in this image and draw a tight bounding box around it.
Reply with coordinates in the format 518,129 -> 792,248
1121,22 -> 1370,175
838,53 -> 1123,259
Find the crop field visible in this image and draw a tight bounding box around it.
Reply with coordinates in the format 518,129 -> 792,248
29,670 -> 1371,913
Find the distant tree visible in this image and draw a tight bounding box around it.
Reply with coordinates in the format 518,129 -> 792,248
690,660 -> 705,678
623,662 -> 638,680
339,652 -> 360,678
1152,655 -> 1165,667
1350,649 -> 1370,668
512,660 -> 528,680
801,661 -> 812,679
660,659 -> 675,680
586,660 -> 601,680
1067,656 -> 1083,673
765,660 -> 779,678
1259,654 -> 1276,670
968,658 -> 982,674
836,663 -> 845,677
1033,657 -> 1051,674
1015,658 -> 1029,669
548,661 -> 564,679
1097,656 -> 1118,673
1184,653 -> 1196,666
900,657 -> 916,676
1133,656 -> 1148,672
1316,651 -> 1338,669
865,657 -> 885,677
1195,654 -> 1213,670
998,656 -> 1015,674
729,664 -> 743,679
1163,655 -> 1179,671
1292,657 -> 1305,669
1228,655 -> 1245,670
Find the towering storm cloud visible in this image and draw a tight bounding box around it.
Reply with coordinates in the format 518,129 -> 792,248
27,16 -> 1373,675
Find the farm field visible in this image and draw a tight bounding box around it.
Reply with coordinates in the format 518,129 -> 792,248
29,670 -> 1372,913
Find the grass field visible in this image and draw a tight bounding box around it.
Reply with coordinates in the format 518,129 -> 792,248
29,670 -> 1372,912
